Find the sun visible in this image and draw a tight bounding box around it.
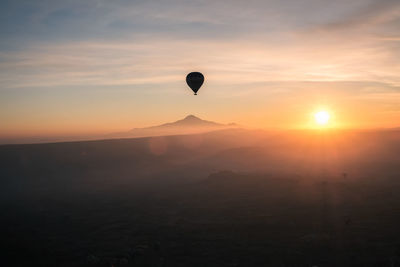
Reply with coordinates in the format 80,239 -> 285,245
314,111 -> 330,125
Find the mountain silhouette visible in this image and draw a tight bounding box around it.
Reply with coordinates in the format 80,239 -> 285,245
147,115 -> 222,128
109,115 -> 238,139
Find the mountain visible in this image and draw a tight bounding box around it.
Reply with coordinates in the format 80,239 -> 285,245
0,115 -> 238,145
109,115 -> 238,138
153,115 -> 222,128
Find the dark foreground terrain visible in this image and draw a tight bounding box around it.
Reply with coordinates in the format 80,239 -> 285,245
1,129 -> 400,266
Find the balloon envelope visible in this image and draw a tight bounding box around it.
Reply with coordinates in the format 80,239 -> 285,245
186,72 -> 204,95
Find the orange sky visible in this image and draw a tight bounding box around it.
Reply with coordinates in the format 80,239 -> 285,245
0,1 -> 399,142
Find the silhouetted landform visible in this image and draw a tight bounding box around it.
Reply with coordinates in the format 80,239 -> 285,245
109,115 -> 238,139
1,128 -> 400,266
0,115 -> 238,145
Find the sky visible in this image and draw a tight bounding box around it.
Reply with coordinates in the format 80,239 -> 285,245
0,0 -> 400,141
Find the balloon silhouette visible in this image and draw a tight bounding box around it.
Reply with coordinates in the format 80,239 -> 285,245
186,72 -> 204,95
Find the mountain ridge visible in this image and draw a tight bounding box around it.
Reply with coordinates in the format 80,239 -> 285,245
112,115 -> 238,139
132,115 -> 225,130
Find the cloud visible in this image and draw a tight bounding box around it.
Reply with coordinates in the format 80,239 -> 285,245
1,1 -> 399,92
310,0 -> 400,31
1,32 -> 399,91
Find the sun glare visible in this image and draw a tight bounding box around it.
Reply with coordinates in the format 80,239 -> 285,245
314,111 -> 330,125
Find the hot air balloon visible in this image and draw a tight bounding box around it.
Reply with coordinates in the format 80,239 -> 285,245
186,72 -> 204,95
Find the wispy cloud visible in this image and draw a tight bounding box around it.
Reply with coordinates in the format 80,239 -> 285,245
0,0 -> 399,135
